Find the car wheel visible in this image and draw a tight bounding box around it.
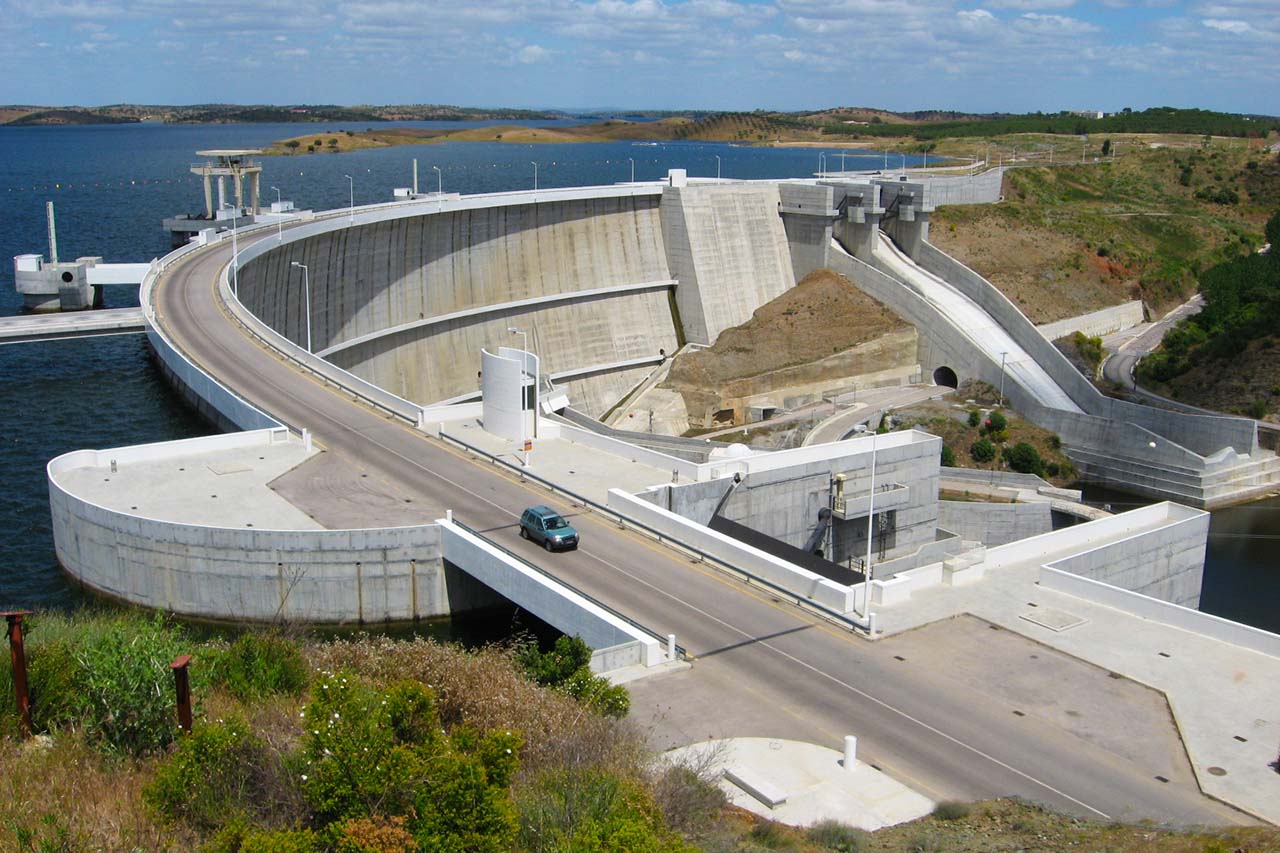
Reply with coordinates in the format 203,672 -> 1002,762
544,538 -> 553,551
520,527 -> 528,540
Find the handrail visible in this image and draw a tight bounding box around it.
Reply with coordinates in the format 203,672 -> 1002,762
449,517 -> 685,660
437,429 -> 870,633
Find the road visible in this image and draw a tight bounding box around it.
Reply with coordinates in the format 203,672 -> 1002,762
153,234 -> 1249,827
1102,295 -> 1204,399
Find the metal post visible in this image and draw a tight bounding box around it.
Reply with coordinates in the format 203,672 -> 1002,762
229,203 -> 239,297
291,262 -> 311,353
863,432 -> 877,617
843,735 -> 857,769
46,202 -> 58,264
413,159 -> 419,195
170,655 -> 192,734
715,155 -> 721,180
531,162 -> 538,191
3,611 -> 33,735
344,174 -> 354,223
999,352 -> 1008,407
271,186 -> 283,242
628,157 -> 634,182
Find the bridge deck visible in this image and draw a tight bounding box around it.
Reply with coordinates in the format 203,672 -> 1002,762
0,307 -> 144,345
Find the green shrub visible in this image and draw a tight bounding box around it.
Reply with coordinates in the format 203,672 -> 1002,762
650,764 -> 725,836
74,614 -> 192,755
144,717 -> 299,831
932,800 -> 972,821
807,818 -> 868,851
969,438 -> 996,463
1045,462 -> 1060,477
967,410 -> 981,428
209,632 -> 309,701
518,636 -> 591,688
940,444 -> 956,467
748,818 -> 794,848
983,410 -> 1008,433
26,640 -> 81,733
561,668 -> 630,719
1247,398 -> 1269,419
1004,442 -> 1045,476
240,828 -> 319,852
516,767 -> 685,853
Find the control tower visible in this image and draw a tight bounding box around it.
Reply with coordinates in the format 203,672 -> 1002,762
192,149 -> 263,218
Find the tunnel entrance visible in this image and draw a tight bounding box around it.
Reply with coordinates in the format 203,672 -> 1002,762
932,366 -> 959,388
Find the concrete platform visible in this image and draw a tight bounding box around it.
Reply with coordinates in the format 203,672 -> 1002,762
872,533 -> 1280,825
664,737 -> 934,830
54,436 -> 322,530
441,418 -> 676,502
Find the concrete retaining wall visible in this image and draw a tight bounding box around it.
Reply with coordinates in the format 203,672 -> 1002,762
921,169 -> 1005,207
1037,301 -> 1144,341
1041,504 -> 1207,607
662,183 -> 796,345
48,433 -> 469,624
439,519 -> 663,667
607,488 -> 855,613
938,501 -> 1053,547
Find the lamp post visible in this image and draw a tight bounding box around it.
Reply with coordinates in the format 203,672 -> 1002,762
900,153 -> 906,174
432,165 -> 443,212
270,185 -> 283,241
715,154 -> 721,180
628,157 -> 635,183
998,351 -> 1008,407
291,261 -> 311,353
507,326 -> 530,466
839,151 -> 847,173
531,162 -> 538,191
223,201 -> 239,297
863,430 -> 877,618
343,174 -> 354,223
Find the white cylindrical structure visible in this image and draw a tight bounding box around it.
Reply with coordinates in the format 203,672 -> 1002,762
843,735 -> 857,769
667,633 -> 677,661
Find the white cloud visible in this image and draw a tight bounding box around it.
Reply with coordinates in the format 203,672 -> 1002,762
518,44 -> 551,63
985,0 -> 1076,9
1201,17 -> 1253,33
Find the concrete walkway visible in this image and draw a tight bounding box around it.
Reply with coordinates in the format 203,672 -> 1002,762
665,737 -> 934,830
803,385 -> 947,446
0,307 -> 145,344
874,530 -> 1280,825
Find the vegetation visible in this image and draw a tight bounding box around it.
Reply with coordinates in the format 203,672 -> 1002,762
1137,209 -> 1280,417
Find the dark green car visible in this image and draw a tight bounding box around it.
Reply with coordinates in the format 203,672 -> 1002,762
519,505 -> 579,551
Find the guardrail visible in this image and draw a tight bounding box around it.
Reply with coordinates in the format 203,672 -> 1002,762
438,428 -> 870,633
450,518 -> 685,661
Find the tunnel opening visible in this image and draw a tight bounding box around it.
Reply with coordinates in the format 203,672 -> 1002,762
932,366 -> 959,388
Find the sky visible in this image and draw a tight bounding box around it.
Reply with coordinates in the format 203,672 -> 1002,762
0,0 -> 1275,115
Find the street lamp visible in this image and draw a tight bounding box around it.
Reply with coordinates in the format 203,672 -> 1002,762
628,157 -> 635,183
863,429 -> 877,618
715,154 -> 721,180
531,162 -> 538,191
343,174 -> 354,223
818,152 -> 825,178
507,326 -> 531,466
290,261 -> 311,353
432,165 -> 443,212
270,186 -> 282,241
839,151 -> 847,173
998,352 -> 1009,407
223,201 -> 239,297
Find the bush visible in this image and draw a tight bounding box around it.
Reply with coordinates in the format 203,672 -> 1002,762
561,668 -> 630,719
1045,462 -> 1060,477
516,767 -> 678,853
74,614 -> 192,755
1247,398 -> 1269,419
967,410 -> 981,428
932,800 -> 971,821
969,438 -> 996,463
518,636 -> 630,719
27,640 -> 81,733
209,632 -> 309,702
940,445 -> 956,467
983,410 -> 1007,433
748,818 -> 793,848
807,818 -> 868,851
650,764 -> 725,836
1004,442 -> 1045,476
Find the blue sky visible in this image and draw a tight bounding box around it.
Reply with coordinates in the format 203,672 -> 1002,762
1,0 -> 1275,115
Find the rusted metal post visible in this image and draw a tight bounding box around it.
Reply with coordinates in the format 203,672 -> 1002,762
170,654 -> 193,734
2,611 -> 34,736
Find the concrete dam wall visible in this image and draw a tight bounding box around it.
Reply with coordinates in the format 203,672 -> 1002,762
236,193 -> 679,415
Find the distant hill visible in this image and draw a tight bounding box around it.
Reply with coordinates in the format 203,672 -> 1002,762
5,108 -> 138,126
0,102 -> 566,126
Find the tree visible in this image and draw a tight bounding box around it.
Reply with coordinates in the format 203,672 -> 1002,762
1004,442 -> 1045,476
1265,209 -> 1280,255
285,140 -> 300,150
969,438 -> 996,463
941,445 -> 956,467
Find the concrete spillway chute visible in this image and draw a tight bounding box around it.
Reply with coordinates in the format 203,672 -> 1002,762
192,149 -> 263,218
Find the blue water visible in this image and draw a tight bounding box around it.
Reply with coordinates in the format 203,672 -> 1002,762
1,122 -> 1272,634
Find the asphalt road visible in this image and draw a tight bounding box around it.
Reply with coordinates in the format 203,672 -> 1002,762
1102,295 -> 1204,400
154,234 -> 1249,827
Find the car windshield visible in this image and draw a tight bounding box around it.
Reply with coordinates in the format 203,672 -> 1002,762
545,516 -> 568,530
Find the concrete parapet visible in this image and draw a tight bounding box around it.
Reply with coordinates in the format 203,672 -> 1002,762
938,501 -> 1053,548
1037,301 -> 1144,342
48,433 -> 459,624
608,488 -> 856,613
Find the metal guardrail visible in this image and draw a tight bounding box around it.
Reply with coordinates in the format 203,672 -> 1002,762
449,518 -> 686,661
437,429 -> 870,634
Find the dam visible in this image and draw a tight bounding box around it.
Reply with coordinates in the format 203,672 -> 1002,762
18,165 -> 1280,825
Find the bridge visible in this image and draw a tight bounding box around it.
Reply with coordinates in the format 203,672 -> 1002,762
35,175 -> 1280,827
